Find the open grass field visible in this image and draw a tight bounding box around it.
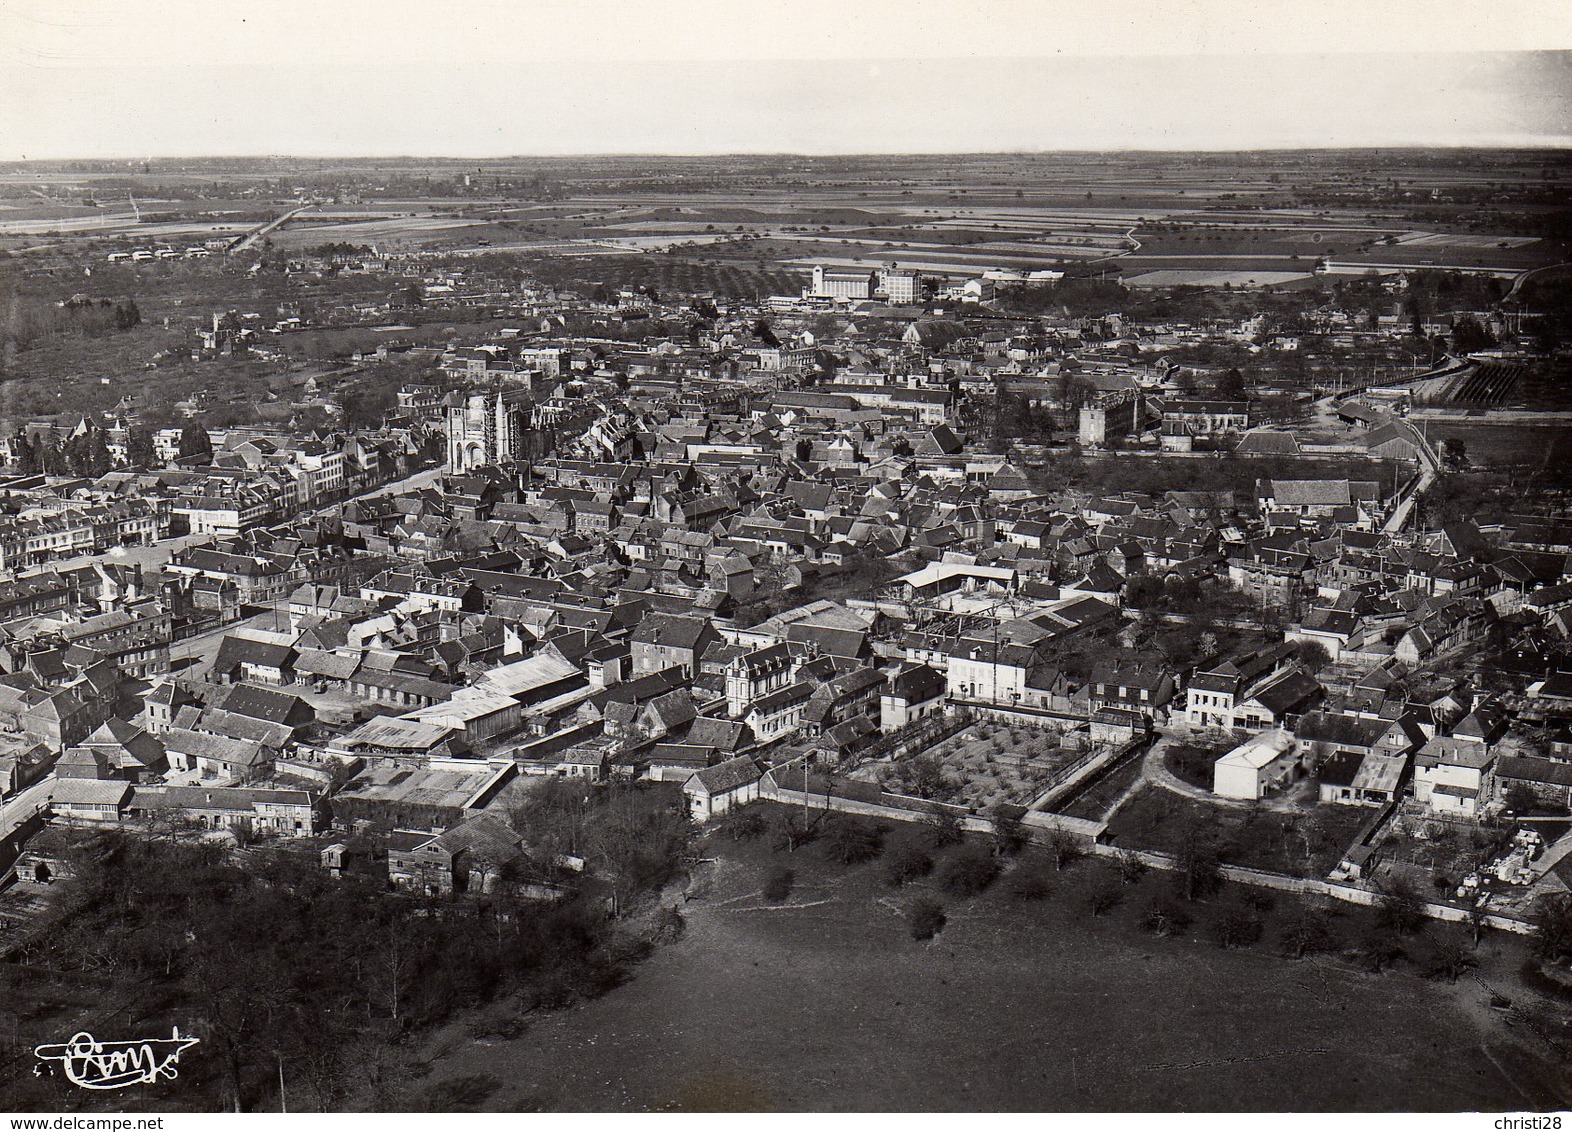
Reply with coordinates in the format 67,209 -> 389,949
1417,422 -> 1572,469
412,826 -> 1572,1112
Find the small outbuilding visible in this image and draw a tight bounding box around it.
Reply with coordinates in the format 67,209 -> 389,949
683,755 -> 763,822
1212,729 -> 1300,800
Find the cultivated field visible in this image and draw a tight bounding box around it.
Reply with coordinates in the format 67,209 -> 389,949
4,151 -> 1566,291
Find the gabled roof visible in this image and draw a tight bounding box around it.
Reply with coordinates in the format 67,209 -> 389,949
215,683 -> 313,726
1317,748 -> 1364,787
162,727 -> 270,768
49,778 -> 132,805
1236,428 -> 1300,455
1353,751 -> 1407,793
1417,735 -> 1494,770
81,719 -> 165,768
630,612 -> 712,649
420,812 -> 525,865
1295,710 -> 1387,749
1245,669 -> 1322,715
687,755 -> 763,796
785,621 -> 867,659
1266,480 -> 1353,507
687,716 -> 752,751
212,636 -> 296,673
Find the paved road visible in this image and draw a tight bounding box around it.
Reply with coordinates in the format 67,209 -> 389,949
229,204 -> 315,254
1379,417 -> 1443,535
0,777 -> 53,842
1505,259 -> 1572,303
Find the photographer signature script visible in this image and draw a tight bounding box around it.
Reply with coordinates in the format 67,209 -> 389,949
34,1028 -> 199,1090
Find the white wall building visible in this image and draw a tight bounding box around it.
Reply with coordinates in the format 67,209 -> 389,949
1212,729 -> 1300,800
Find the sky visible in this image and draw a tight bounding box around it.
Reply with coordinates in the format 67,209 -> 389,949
0,0 -> 1569,159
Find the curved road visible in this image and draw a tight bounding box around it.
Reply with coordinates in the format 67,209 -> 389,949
1505,259 -> 1572,304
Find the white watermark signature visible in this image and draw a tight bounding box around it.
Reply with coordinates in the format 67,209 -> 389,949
33,1028 -> 199,1091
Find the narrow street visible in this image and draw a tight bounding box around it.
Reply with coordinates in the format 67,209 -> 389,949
0,777 -> 52,841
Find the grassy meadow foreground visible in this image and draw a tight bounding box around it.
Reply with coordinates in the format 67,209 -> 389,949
416,821 -> 1572,1112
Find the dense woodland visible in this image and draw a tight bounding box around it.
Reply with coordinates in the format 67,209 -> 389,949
1,782 -> 691,1113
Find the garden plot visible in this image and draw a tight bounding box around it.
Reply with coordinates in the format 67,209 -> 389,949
863,720 -> 1090,811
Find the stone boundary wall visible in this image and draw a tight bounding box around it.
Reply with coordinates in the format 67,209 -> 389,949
1089,843 -> 1536,935
759,781 -> 1105,840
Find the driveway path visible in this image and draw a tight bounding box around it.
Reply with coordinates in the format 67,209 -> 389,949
1530,826 -> 1572,881
1143,733 -> 1315,813
1142,737 -> 1249,806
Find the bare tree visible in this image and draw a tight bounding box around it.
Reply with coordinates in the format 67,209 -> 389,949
824,817 -> 885,865
1086,876 -> 1124,916
1140,898 -> 1192,938
1116,848 -> 1149,885
1173,814 -> 1223,901
1356,929 -> 1406,974
926,804 -> 964,848
368,912 -> 421,1026
881,832 -> 933,886
1530,892 -> 1572,961
990,804 -> 1028,857
1376,872 -> 1428,935
1279,904 -> 1336,959
908,897 -> 946,940
762,866 -> 794,902
1421,938 -> 1478,983
1466,900 -> 1491,949
1045,828 -> 1087,871
1213,909 -> 1264,949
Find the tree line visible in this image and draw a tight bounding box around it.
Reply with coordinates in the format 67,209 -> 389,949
5,798 -> 689,1113
0,289 -> 142,352
10,423 -> 211,476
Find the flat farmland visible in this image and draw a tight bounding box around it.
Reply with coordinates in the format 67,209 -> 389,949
1412,421 -> 1572,468
201,178 -> 1570,288
1333,237 -> 1570,273
268,213 -> 488,248
1112,254 -> 1314,273
1135,228 -> 1392,258
785,253 -> 1071,275
413,832 -> 1571,1112
1125,269 -> 1317,289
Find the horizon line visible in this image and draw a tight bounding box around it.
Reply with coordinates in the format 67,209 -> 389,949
7,142 -> 1572,166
